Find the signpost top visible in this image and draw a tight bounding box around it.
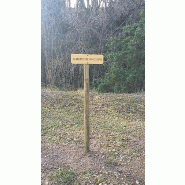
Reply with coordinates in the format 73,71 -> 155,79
71,54 -> 103,64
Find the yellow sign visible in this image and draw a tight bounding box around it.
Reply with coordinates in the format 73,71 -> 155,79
71,54 -> 103,64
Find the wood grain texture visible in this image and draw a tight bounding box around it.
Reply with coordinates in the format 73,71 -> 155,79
84,64 -> 89,153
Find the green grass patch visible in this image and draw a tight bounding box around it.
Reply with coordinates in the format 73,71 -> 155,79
94,174 -> 106,184
105,158 -> 121,167
49,168 -> 77,184
109,150 -> 120,158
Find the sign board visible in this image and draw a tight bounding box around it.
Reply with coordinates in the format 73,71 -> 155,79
71,54 -> 103,64
71,53 -> 104,153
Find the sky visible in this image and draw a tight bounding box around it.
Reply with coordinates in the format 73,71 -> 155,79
70,0 -> 88,8
71,0 -> 76,7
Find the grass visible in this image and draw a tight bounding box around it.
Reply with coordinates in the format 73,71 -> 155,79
49,167 -> 78,184
41,88 -> 145,184
94,174 -> 106,184
105,158 -> 121,167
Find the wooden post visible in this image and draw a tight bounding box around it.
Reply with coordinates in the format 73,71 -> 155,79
84,64 -> 89,153
71,54 -> 103,154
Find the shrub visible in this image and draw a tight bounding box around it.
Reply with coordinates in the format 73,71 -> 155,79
93,11 -> 145,93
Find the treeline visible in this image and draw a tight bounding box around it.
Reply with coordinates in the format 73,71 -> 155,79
41,0 -> 145,93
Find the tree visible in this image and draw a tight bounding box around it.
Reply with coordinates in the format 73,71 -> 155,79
93,11 -> 145,93
41,0 -> 145,90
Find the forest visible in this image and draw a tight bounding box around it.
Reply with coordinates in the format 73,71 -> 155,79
41,0 -> 145,93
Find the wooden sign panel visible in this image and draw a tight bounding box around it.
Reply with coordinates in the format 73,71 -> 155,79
71,54 -> 103,64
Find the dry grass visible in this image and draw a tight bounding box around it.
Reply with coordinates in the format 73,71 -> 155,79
41,88 -> 145,185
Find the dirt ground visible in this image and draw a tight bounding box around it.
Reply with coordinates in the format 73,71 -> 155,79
41,142 -> 144,185
41,89 -> 145,185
